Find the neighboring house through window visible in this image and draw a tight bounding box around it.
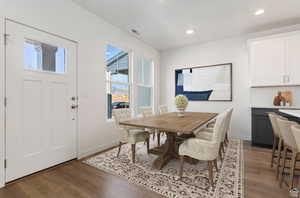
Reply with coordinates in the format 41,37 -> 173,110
106,45 -> 130,119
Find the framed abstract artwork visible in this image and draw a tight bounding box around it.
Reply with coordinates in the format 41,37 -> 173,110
175,63 -> 232,101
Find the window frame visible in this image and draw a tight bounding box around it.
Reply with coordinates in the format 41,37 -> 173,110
133,56 -> 154,116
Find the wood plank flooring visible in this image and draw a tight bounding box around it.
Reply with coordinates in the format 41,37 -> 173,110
0,141 -> 290,198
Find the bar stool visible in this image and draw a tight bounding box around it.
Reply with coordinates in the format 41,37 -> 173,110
268,113 -> 288,177
291,124 -> 300,189
277,118 -> 298,189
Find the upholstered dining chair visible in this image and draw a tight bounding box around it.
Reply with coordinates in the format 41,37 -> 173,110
220,108 -> 233,147
178,112 -> 227,187
268,113 -> 288,177
140,106 -> 162,146
195,108 -> 233,161
200,108 -> 233,144
277,118 -> 299,189
113,109 -> 150,163
159,105 -> 168,114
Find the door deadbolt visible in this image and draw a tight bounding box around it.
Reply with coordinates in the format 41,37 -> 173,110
71,105 -> 78,109
71,96 -> 78,101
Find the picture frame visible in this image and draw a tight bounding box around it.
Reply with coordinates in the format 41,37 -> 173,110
175,63 -> 233,101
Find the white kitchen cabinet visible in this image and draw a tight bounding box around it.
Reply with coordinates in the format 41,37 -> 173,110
249,38 -> 286,86
249,31 -> 300,87
286,34 -> 300,85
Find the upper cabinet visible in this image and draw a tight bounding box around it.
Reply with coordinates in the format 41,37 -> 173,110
248,31 -> 300,87
286,34 -> 300,85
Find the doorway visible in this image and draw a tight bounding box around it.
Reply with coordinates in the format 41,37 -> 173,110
5,20 -> 78,182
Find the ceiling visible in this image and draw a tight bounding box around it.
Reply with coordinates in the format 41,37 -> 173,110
73,0 -> 300,51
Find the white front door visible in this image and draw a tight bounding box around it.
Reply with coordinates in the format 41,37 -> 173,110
5,20 -> 77,182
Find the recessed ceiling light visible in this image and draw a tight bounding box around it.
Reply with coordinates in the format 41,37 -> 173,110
255,9 -> 265,16
186,29 -> 195,35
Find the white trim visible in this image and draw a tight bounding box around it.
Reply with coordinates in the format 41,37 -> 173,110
0,16 -> 5,188
247,30 -> 300,47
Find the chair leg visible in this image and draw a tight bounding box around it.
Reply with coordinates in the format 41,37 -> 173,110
157,132 -> 161,146
131,144 -> 136,163
179,156 -> 185,179
223,139 -> 227,147
279,146 -> 287,188
225,133 -> 229,144
276,139 -> 283,179
219,147 -> 223,161
208,161 -> 214,187
289,149 -> 298,189
213,159 -> 218,172
117,142 -> 122,157
271,136 -> 277,168
146,138 -> 150,154
221,142 -> 225,154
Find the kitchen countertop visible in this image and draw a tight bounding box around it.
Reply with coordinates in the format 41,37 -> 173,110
279,109 -> 300,118
251,106 -> 300,110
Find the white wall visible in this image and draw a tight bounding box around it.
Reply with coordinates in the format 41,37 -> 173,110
160,25 -> 300,141
0,0 -> 160,187
160,37 -> 251,140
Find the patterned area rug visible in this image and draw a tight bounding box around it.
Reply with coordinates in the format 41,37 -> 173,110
84,138 -> 244,198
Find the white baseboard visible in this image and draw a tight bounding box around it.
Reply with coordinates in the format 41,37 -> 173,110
78,141 -> 119,159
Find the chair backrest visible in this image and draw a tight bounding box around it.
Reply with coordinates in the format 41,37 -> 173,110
291,124 -> 300,151
212,112 -> 227,143
222,108 -> 233,141
268,113 -> 288,138
112,108 -> 131,128
277,118 -> 297,149
140,107 -> 153,118
159,105 -> 168,114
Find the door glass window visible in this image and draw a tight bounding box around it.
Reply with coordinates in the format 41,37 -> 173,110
24,40 -> 65,73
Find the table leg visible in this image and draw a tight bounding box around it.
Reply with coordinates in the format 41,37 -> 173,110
152,132 -> 178,170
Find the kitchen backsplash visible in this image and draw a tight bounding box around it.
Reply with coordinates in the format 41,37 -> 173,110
250,87 -> 300,107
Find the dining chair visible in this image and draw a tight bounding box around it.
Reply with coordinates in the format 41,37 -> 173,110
195,108 -> 233,161
277,118 -> 299,189
140,106 -> 161,146
268,113 -> 288,177
178,112 -> 227,187
113,109 -> 150,163
159,105 -> 168,114
221,108 -> 233,147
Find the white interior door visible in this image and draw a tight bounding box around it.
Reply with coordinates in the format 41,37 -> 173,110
5,21 -> 77,182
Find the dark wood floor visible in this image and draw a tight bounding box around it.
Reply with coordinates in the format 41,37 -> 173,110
0,141 -> 290,198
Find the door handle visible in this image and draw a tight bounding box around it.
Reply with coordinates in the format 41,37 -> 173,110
71,105 -> 78,109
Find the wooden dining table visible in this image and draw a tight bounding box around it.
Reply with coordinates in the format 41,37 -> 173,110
119,112 -> 218,170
